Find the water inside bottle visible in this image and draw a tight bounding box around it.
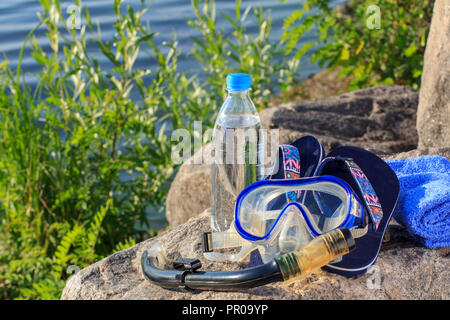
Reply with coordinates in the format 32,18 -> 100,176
211,114 -> 264,233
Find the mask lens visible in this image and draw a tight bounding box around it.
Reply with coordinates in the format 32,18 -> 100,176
235,178 -> 350,240
302,190 -> 347,233
237,186 -> 286,238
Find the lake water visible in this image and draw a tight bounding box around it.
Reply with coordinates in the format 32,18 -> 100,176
0,0 -> 346,84
0,0 -> 345,229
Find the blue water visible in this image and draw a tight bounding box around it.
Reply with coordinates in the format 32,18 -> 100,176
0,0 -> 345,229
0,0 -> 346,85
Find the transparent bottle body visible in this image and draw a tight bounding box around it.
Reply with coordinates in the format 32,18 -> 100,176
211,90 -> 265,233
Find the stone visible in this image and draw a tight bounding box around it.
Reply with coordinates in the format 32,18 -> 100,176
382,147 -> 450,161
165,143 -> 212,227
416,0 -> 450,148
166,85 -> 419,227
268,67 -> 351,104
61,209 -> 449,300
261,85 -> 418,154
62,145 -> 450,300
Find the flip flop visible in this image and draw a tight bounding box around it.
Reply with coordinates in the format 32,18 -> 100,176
314,146 -> 400,276
250,135 -> 325,266
267,135 -> 325,180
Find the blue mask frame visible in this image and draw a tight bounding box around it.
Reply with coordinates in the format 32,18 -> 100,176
234,175 -> 365,243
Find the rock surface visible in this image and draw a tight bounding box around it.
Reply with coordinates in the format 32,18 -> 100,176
261,85 -> 418,154
269,67 -> 351,104
61,210 -> 449,300
383,147 -> 450,161
166,85 -> 418,227
165,143 -> 212,227
416,0 -> 450,149
62,147 -> 450,300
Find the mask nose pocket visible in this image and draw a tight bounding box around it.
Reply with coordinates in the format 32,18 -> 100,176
278,204 -> 313,254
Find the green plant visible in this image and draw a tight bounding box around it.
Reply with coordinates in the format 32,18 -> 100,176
282,0 -> 433,90
189,0 -> 301,110
0,0 -> 193,299
0,0 -> 301,300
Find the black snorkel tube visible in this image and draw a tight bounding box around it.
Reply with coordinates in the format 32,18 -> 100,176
142,227 -> 355,291
142,252 -> 283,291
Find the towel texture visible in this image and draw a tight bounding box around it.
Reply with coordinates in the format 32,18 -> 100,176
387,156 -> 450,248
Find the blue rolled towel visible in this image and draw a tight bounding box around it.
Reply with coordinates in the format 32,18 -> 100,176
386,155 -> 450,248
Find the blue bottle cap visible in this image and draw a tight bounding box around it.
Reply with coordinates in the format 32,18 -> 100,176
226,73 -> 251,91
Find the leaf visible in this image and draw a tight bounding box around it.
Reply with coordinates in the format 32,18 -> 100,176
235,0 -> 241,21
0,59 -> 9,69
303,1 -> 310,12
420,30 -> 426,47
221,12 -> 238,30
353,65 -> 365,78
53,225 -> 83,274
404,45 -> 418,57
340,48 -> 350,61
31,51 -> 49,66
294,42 -> 316,60
283,10 -> 304,30
412,69 -> 422,78
356,41 -> 364,55
381,77 -> 394,84
98,41 -> 120,66
84,7 -> 93,29
135,33 -> 156,46
86,199 -> 112,249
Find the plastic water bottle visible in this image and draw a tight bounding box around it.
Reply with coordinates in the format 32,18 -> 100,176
211,74 -> 264,233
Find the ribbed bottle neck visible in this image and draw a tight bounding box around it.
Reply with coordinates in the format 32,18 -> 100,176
227,89 -> 250,97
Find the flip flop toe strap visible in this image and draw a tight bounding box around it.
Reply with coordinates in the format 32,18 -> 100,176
317,157 -> 384,231
280,145 -> 301,202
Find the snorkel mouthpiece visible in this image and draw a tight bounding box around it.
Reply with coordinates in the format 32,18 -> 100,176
275,227 -> 355,284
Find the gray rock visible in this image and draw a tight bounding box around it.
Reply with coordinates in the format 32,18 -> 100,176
383,147 -> 450,161
166,85 -> 419,227
262,85 -> 418,154
61,209 -> 450,300
166,144 -> 212,227
416,0 -> 450,148
61,147 -> 450,300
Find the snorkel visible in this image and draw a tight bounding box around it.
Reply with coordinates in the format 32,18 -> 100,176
141,227 -> 355,291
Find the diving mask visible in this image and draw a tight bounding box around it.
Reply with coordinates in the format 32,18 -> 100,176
204,175 -> 368,263
234,175 -> 367,262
